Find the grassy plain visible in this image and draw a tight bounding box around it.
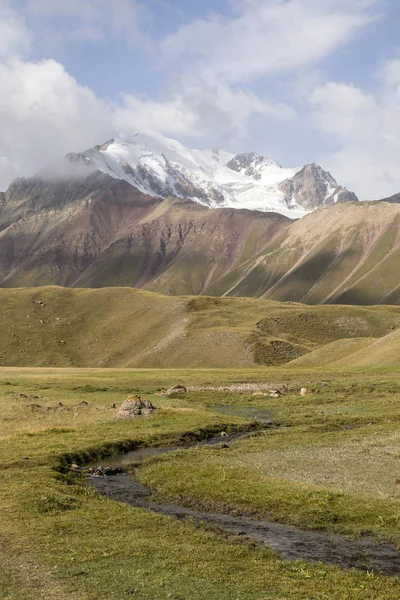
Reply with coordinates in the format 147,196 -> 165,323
1,367 -> 400,599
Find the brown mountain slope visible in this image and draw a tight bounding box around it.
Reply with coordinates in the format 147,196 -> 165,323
212,201 -> 400,305
1,174 -> 400,304
0,173 -> 288,292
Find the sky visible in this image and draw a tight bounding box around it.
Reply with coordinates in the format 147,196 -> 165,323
1,0 -> 400,199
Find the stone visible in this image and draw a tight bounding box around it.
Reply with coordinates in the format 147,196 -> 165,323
269,389 -> 282,398
300,387 -> 311,396
116,395 -> 156,419
165,384 -> 188,395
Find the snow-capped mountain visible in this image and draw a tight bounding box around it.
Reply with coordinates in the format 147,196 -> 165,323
66,132 -> 357,218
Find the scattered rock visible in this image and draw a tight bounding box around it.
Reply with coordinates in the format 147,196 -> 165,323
252,392 -> 265,397
269,389 -> 283,398
165,384 -> 188,395
94,466 -> 105,477
300,387 -> 312,396
104,466 -> 125,475
116,395 -> 156,419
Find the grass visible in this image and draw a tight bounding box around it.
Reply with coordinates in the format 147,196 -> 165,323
137,379 -> 400,542
1,286 -> 400,370
1,367 -> 400,599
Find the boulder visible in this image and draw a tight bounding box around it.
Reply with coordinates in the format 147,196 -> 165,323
116,395 -> 156,419
165,384 -> 188,395
300,387 -> 311,396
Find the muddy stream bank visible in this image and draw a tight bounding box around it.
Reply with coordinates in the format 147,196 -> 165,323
84,408 -> 400,576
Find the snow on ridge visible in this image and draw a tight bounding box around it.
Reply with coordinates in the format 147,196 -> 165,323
67,131 -> 351,219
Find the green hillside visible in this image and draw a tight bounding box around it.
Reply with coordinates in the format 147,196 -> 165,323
1,286 -> 400,368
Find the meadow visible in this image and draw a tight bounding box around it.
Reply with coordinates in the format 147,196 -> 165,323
1,366 -> 400,599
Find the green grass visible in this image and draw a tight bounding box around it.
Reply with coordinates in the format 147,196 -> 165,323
1,286 -> 399,370
2,368 -> 400,599
137,379 -> 400,542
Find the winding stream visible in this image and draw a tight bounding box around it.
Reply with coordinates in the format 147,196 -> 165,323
86,429 -> 400,576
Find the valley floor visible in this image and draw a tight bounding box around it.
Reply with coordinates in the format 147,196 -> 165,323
2,367 -> 400,599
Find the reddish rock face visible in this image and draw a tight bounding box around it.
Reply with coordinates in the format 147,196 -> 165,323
0,171 -> 289,292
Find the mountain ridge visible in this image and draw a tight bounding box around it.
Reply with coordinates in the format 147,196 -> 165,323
65,131 -> 357,218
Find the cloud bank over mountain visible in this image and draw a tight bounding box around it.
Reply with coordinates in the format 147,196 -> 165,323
1,0 -> 399,199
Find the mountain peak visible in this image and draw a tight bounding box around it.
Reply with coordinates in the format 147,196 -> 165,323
64,132 -> 357,218
279,163 -> 357,211
226,152 -> 281,180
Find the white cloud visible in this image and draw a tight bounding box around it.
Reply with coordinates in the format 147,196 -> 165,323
22,0 -> 151,48
0,2 -> 32,58
161,0 -> 382,84
117,75 -> 295,146
0,0 -> 394,199
309,61 -> 400,199
0,58 -> 114,187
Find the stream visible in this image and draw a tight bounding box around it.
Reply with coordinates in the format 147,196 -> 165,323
86,427 -> 400,576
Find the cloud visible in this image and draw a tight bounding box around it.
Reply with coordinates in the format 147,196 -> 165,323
0,2 -> 32,58
0,0 -> 393,199
22,0 -> 151,48
0,58 -> 114,188
161,0 -> 382,84
117,75 -> 295,147
309,60 -> 400,199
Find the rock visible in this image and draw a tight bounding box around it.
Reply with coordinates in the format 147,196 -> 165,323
300,387 -> 311,396
116,395 -> 156,419
165,384 -> 188,395
252,392 -> 265,396
220,431 -> 228,437
104,466 -> 125,475
94,466 -> 105,477
269,389 -> 282,398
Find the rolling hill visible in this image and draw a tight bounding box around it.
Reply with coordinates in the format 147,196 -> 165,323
1,286 -> 400,368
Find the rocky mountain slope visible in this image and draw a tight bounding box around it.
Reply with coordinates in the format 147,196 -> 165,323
66,132 -> 357,218
212,200 -> 400,305
0,172 -> 288,291
0,168 -> 398,304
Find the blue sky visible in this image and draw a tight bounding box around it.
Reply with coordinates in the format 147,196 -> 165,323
1,0 -> 400,199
